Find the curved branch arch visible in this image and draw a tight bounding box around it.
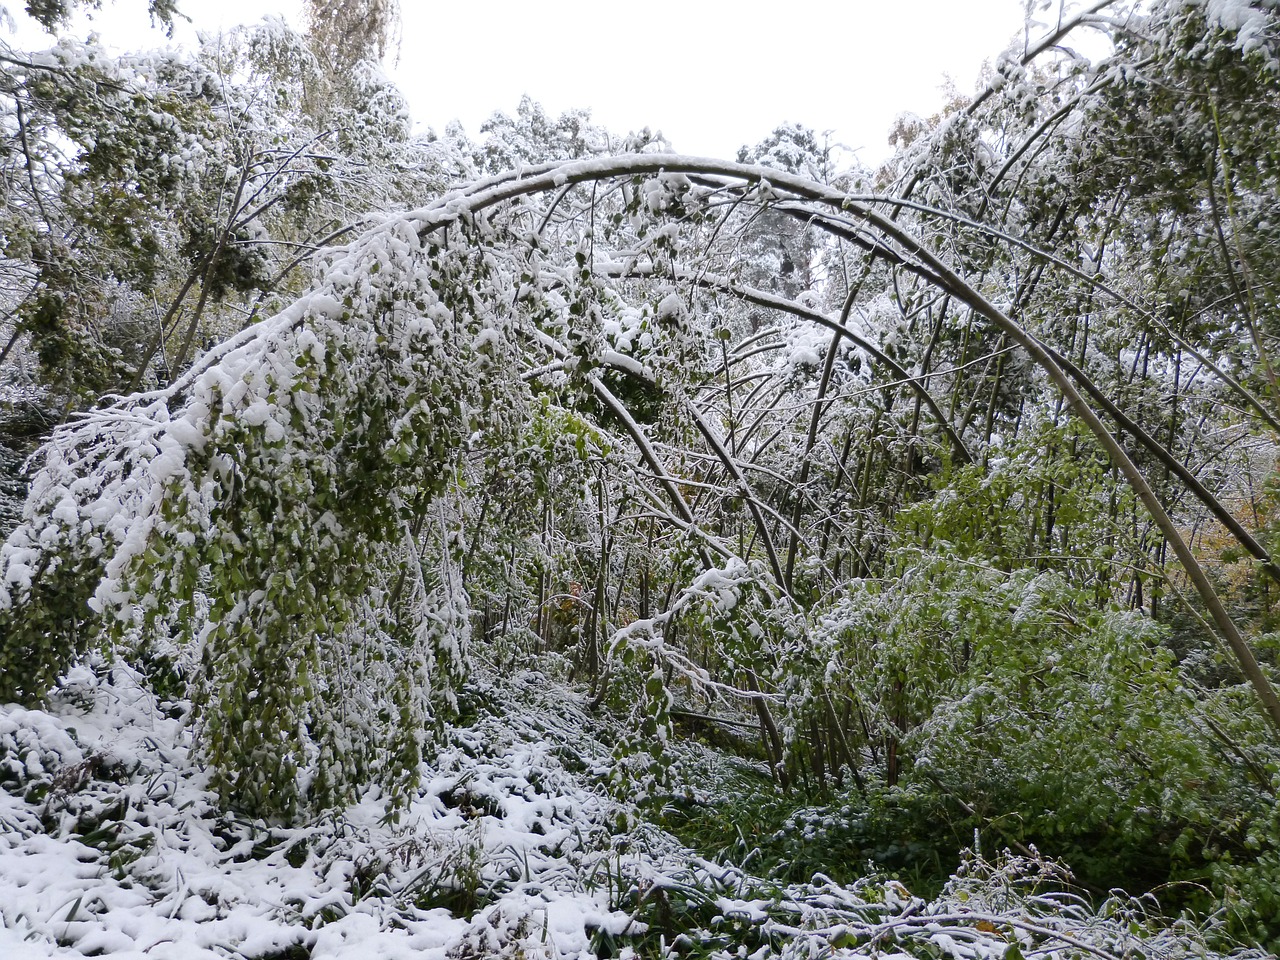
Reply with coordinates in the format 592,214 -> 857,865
4,144 -> 1278,822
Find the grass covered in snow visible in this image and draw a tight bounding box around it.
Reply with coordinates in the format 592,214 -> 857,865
1,663 -> 1266,959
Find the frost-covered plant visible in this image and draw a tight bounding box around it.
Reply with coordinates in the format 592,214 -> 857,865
607,558 -> 804,797
1,19 -> 447,415
804,549 -> 1267,894
0,211 -> 531,816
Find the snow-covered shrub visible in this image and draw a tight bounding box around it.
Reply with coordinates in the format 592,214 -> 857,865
0,212 -> 531,817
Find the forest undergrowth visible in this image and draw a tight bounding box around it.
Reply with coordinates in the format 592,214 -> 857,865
2,656 -> 1269,960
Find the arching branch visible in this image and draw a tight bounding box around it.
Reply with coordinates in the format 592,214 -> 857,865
594,261 -> 972,464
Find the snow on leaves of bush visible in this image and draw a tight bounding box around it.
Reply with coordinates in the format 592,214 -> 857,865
0,201 -> 539,815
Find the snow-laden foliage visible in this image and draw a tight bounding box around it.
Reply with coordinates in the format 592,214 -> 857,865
0,207 -> 538,815
1,19 -> 441,416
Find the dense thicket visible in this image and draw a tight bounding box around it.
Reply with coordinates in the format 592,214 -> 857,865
5,0 -> 1280,948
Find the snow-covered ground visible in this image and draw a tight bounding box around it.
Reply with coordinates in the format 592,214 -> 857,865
1,663 -> 1266,959
0,664 -> 644,959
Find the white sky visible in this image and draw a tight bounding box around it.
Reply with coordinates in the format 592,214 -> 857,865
6,0 -> 1054,164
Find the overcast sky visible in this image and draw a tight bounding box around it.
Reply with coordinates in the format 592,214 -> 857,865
7,0 -> 1058,163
